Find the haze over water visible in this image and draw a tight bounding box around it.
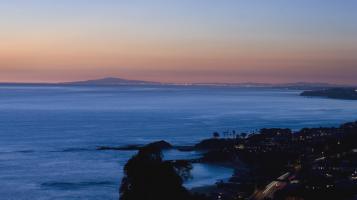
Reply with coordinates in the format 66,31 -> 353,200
1,85 -> 357,199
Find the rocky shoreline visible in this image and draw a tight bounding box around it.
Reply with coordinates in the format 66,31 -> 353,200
106,121 -> 357,200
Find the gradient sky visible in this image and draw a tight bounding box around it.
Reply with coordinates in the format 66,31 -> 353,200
1,0 -> 357,84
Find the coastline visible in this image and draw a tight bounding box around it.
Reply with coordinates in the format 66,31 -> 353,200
119,120 -> 357,200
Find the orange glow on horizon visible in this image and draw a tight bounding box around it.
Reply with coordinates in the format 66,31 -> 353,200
1,1 -> 356,84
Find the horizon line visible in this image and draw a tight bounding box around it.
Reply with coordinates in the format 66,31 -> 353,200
0,76 -> 355,87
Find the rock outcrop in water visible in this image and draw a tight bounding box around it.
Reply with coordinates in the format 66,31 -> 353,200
97,140 -> 173,151
145,140 -> 173,150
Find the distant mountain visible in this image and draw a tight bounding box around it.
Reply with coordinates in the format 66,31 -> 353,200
62,77 -> 160,85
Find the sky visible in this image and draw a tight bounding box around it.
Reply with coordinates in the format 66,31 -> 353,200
0,0 -> 357,84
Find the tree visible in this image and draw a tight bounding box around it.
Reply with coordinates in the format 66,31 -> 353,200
213,132 -> 220,138
120,145 -> 191,200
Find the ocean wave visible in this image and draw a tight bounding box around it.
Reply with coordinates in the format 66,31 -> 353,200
41,181 -> 115,190
0,150 -> 35,154
49,148 -> 94,153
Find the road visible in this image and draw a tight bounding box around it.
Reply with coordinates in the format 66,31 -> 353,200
250,172 -> 290,200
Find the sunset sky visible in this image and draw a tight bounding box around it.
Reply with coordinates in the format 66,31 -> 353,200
1,0 -> 356,84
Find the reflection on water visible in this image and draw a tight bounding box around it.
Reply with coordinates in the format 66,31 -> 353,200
162,150 -> 235,189
184,164 -> 234,188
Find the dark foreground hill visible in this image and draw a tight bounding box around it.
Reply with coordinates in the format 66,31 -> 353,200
120,121 -> 357,200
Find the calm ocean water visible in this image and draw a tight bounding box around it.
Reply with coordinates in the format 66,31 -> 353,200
1,85 -> 356,200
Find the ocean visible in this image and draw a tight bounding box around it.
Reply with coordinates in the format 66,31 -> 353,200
0,85 -> 356,200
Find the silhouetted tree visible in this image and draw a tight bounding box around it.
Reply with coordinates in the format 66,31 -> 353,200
120,145 -> 191,200
213,132 -> 220,138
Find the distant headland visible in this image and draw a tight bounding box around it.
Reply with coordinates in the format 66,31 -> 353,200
301,88 -> 357,100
